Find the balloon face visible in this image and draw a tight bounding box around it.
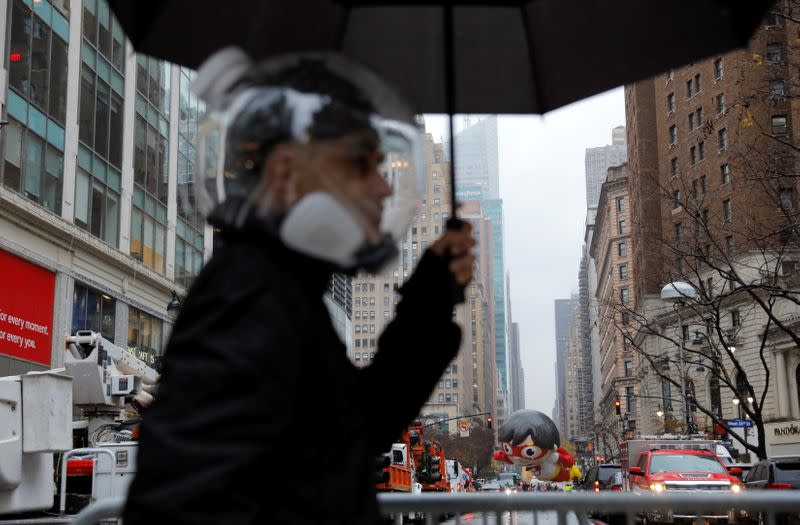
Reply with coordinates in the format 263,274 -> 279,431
500,436 -> 548,465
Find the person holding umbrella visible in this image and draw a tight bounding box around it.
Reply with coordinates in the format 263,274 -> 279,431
122,48 -> 474,524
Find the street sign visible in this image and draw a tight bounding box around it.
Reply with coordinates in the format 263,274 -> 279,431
459,419 -> 470,438
725,419 -> 753,428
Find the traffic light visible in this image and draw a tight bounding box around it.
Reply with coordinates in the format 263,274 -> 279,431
487,416 -> 493,429
374,455 -> 390,484
614,400 -> 621,415
430,455 -> 441,480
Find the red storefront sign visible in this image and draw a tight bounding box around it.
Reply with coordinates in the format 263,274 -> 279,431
0,249 -> 55,365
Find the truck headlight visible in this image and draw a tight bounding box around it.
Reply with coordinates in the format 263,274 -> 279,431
650,482 -> 665,493
730,484 -> 742,493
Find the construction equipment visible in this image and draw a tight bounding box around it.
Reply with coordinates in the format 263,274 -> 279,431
0,331 -> 158,520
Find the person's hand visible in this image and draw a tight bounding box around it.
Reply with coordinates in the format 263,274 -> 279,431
429,221 -> 476,286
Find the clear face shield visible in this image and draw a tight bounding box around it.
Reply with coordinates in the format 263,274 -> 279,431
193,84 -> 425,273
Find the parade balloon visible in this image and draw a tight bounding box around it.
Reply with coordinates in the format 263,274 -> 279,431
492,410 -> 581,482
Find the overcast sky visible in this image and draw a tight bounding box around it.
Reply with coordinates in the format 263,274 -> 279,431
424,87 -> 626,415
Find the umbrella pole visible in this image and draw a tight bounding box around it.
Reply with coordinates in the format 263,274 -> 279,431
443,3 -> 458,219
443,4 -> 466,305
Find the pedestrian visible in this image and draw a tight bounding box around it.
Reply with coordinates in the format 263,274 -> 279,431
122,48 -> 475,525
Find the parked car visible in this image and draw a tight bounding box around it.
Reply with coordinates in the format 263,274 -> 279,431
744,456 -> 800,490
744,457 -> 800,525
580,464 -> 622,492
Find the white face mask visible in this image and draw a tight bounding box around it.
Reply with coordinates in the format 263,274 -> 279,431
278,192 -> 365,268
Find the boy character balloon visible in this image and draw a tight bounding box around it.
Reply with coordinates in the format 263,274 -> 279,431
492,410 -> 581,482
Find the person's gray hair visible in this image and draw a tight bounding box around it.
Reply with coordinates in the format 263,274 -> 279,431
497,410 -> 561,449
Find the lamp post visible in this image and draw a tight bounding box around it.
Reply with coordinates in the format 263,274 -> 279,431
661,281 -> 699,435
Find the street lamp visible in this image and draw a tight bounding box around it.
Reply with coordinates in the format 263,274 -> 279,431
167,290 -> 182,313
656,409 -> 664,418
732,398 -> 740,405
661,281 -> 699,435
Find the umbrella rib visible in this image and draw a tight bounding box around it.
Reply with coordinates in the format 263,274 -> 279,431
519,4 -> 544,113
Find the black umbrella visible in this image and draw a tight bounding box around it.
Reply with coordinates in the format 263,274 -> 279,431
108,0 -> 773,217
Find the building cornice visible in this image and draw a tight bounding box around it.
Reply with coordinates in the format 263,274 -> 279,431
0,188 -> 184,297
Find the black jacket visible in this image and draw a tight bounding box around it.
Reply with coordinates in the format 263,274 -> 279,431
123,223 -> 461,524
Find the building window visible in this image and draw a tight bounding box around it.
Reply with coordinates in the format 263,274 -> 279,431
74,152 -> 120,246
618,242 -> 627,257
718,128 -> 728,151
699,175 -> 707,194
690,145 -> 697,165
619,264 -> 628,279
79,6 -> 125,170
767,43 -> 782,63
726,235 -> 734,256
620,287 -> 630,304
714,58 -> 723,80
624,360 -> 633,377
8,0 -> 69,124
723,199 -> 732,223
662,380 -> 673,411
667,93 -> 675,113
772,115 -> 788,136
673,189 -> 681,209
674,222 -> 683,241
617,196 -> 625,212
71,283 -> 116,340
618,220 -> 626,235
686,78 -> 693,98
770,80 -> 786,97
721,163 -> 730,185
669,125 -> 677,146
128,306 -> 163,367
3,118 -> 64,215
780,188 -> 794,210
689,112 -> 696,132
626,386 -> 635,415
695,73 -> 702,93
4,0 -> 69,214
666,69 -> 674,82
671,157 -> 678,177
622,311 -> 630,325
696,107 -> 703,127
764,10 -> 782,27
716,94 -> 726,114
433,185 -> 440,193
176,68 -> 207,287
731,309 -> 741,327
709,376 -> 722,417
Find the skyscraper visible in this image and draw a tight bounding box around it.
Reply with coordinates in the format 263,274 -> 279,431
585,126 -> 627,208
553,298 -> 574,431
452,117 -> 509,396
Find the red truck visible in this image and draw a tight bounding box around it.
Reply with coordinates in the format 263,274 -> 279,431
620,439 -> 745,524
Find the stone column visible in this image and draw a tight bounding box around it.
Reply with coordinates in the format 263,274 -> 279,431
775,350 -> 789,418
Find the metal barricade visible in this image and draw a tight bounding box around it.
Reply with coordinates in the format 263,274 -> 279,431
377,492 -> 800,525
68,491 -> 800,525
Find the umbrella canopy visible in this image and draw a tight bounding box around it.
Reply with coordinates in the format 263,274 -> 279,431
109,0 -> 773,115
